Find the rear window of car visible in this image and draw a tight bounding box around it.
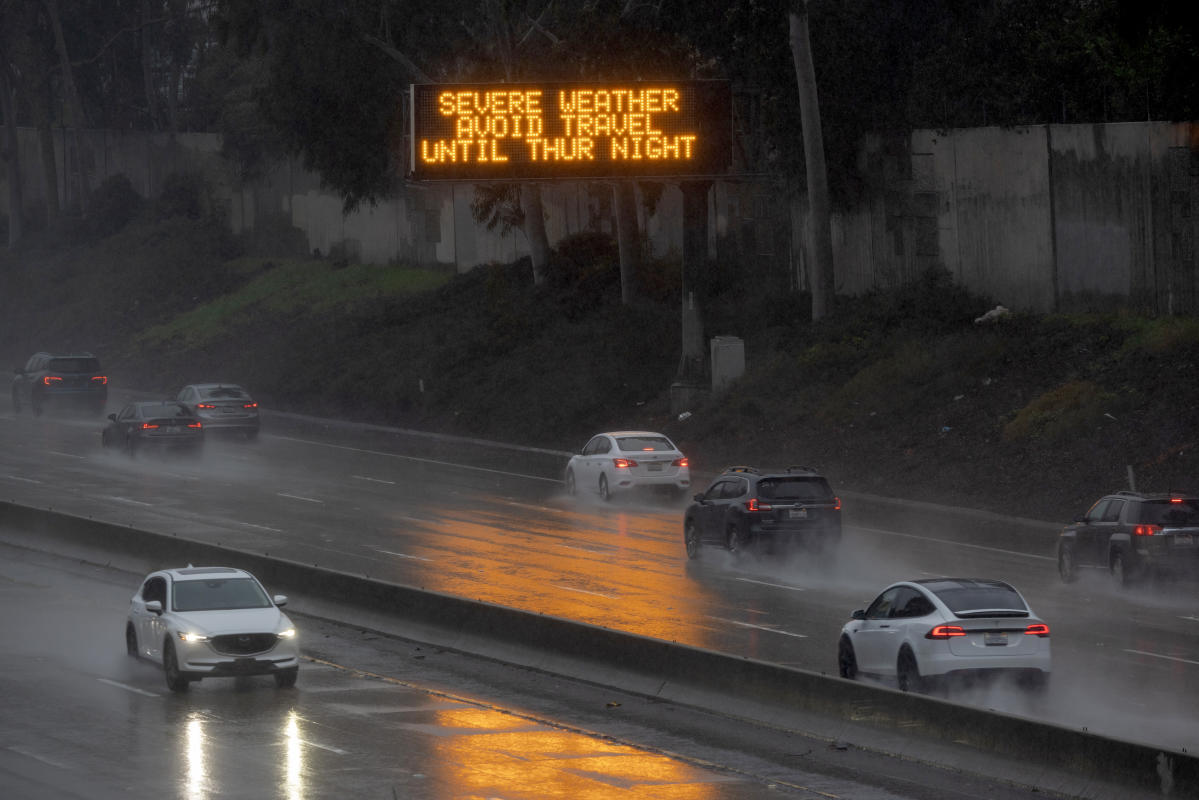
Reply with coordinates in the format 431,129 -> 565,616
140,403 -> 195,418
173,578 -> 272,611
926,582 -> 1028,617
1139,500 -> 1199,525
48,357 -> 100,373
617,436 -> 675,452
757,477 -> 832,501
199,386 -> 249,399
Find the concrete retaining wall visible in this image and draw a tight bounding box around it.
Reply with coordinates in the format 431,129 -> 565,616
1,499 -> 1192,797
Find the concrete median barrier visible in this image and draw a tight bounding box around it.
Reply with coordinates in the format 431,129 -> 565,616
1,499 -> 1191,798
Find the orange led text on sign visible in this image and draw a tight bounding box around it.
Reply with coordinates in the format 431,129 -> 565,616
419,86 -> 700,166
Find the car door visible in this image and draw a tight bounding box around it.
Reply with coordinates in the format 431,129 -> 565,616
849,587 -> 902,674
133,576 -> 169,661
116,404 -> 141,444
177,386 -> 196,414
588,436 -> 613,493
694,479 -> 736,542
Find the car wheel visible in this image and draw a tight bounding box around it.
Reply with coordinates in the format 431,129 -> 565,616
125,624 -> 138,658
564,469 -> 576,497
124,436 -> 138,458
598,474 -> 611,502
1057,543 -> 1078,583
897,648 -> 924,693
838,637 -> 858,680
726,522 -> 745,555
1110,551 -> 1132,588
163,641 -> 190,692
274,667 -> 299,688
684,520 -> 701,560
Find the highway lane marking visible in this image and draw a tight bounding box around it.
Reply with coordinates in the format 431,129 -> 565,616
373,548 -> 432,562
98,495 -> 153,506
854,524 -> 1055,561
48,450 -> 86,459
556,543 -> 614,554
1181,615 -> 1199,623
353,474 -> 396,485
272,434 -> 562,484
296,738 -> 349,755
1124,649 -> 1199,667
552,584 -> 619,599
1,474 -> 42,483
97,677 -> 159,697
240,521 -> 284,532
7,745 -> 73,769
278,492 -> 323,503
707,616 -> 808,639
734,577 -> 805,592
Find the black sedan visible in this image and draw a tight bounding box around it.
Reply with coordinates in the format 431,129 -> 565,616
101,402 -> 204,456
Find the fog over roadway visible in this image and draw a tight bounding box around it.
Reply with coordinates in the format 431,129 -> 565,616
2,394 -> 1197,760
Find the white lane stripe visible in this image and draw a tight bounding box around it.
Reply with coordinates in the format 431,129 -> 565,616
708,616 -> 808,639
854,525 -> 1055,561
2,474 -> 42,484
1124,649 -> 1199,667
278,493 -> 323,503
374,549 -> 432,562
552,584 -> 619,599
7,745 -> 73,769
556,543 -> 611,554
99,495 -> 153,506
1180,615 -> 1199,623
297,738 -> 348,755
734,577 -> 805,592
240,522 -> 284,532
48,450 -> 86,459
98,677 -> 159,697
273,434 -> 561,484
352,475 -> 396,485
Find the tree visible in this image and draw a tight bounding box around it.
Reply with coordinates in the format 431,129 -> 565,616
0,55 -> 24,246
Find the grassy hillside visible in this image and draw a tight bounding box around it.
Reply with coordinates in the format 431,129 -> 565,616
3,194 -> 1197,524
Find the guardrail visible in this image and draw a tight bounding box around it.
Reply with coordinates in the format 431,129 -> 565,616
1,499 -> 1189,799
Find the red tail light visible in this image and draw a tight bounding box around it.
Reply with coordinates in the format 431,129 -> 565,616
1024,623 -> 1050,637
43,376 -> 62,384
187,422 -> 202,429
196,403 -> 216,409
613,458 -> 638,469
1134,524 -> 1162,536
926,625 -> 966,639
746,498 -> 773,512
672,457 -> 688,467
141,423 -> 159,430
90,376 -> 107,384
833,496 -> 842,511
244,402 -> 258,409
1170,497 -> 1185,504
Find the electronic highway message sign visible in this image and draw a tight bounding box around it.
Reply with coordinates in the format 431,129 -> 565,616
409,81 -> 731,180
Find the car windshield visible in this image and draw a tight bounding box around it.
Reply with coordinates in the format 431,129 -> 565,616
1141,500 -> 1199,525
48,357 -> 100,373
173,578 -> 272,611
926,582 -> 1028,617
757,477 -> 832,501
200,386 -> 249,399
617,435 -> 674,452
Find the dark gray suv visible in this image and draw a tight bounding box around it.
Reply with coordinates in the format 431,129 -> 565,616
1057,491 -> 1199,586
11,352 -> 108,416
684,465 -> 841,559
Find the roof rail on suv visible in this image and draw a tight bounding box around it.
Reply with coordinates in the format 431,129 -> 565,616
721,465 -> 760,474
785,465 -> 817,474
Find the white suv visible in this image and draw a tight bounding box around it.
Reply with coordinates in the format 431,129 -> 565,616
125,566 -> 299,691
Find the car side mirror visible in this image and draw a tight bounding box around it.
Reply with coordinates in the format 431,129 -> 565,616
693,493 -> 705,502
273,594 -> 288,607
107,413 -> 117,421
1073,514 -> 1087,523
851,609 -> 866,620
145,600 -> 163,615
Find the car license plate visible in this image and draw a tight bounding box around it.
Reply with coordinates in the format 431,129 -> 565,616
647,462 -> 663,472
788,508 -> 808,519
233,658 -> 257,673
1173,534 -> 1194,547
984,631 -> 1008,646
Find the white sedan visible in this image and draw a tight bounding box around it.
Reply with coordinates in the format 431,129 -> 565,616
125,566 -> 300,692
837,578 -> 1050,692
564,430 -> 691,501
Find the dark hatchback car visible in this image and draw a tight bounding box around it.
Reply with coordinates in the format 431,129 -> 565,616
11,352 -> 108,416
684,466 -> 841,558
101,402 -> 205,456
1057,491 -> 1199,586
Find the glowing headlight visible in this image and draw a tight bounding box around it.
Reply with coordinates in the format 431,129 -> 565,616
277,628 -> 296,639
178,631 -> 208,642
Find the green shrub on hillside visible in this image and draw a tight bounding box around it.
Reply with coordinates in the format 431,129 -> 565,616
1002,380 -> 1118,442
